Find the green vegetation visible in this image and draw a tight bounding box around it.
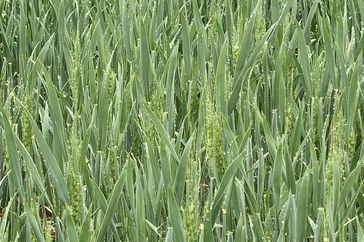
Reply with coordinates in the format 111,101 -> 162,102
1,0 -> 364,241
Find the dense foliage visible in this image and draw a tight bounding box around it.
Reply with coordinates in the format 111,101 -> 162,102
0,0 -> 364,241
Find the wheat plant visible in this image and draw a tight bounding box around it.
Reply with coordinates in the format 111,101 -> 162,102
0,0 -> 364,241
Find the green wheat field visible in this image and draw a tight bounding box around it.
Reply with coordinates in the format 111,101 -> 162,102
1,0 -> 364,241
